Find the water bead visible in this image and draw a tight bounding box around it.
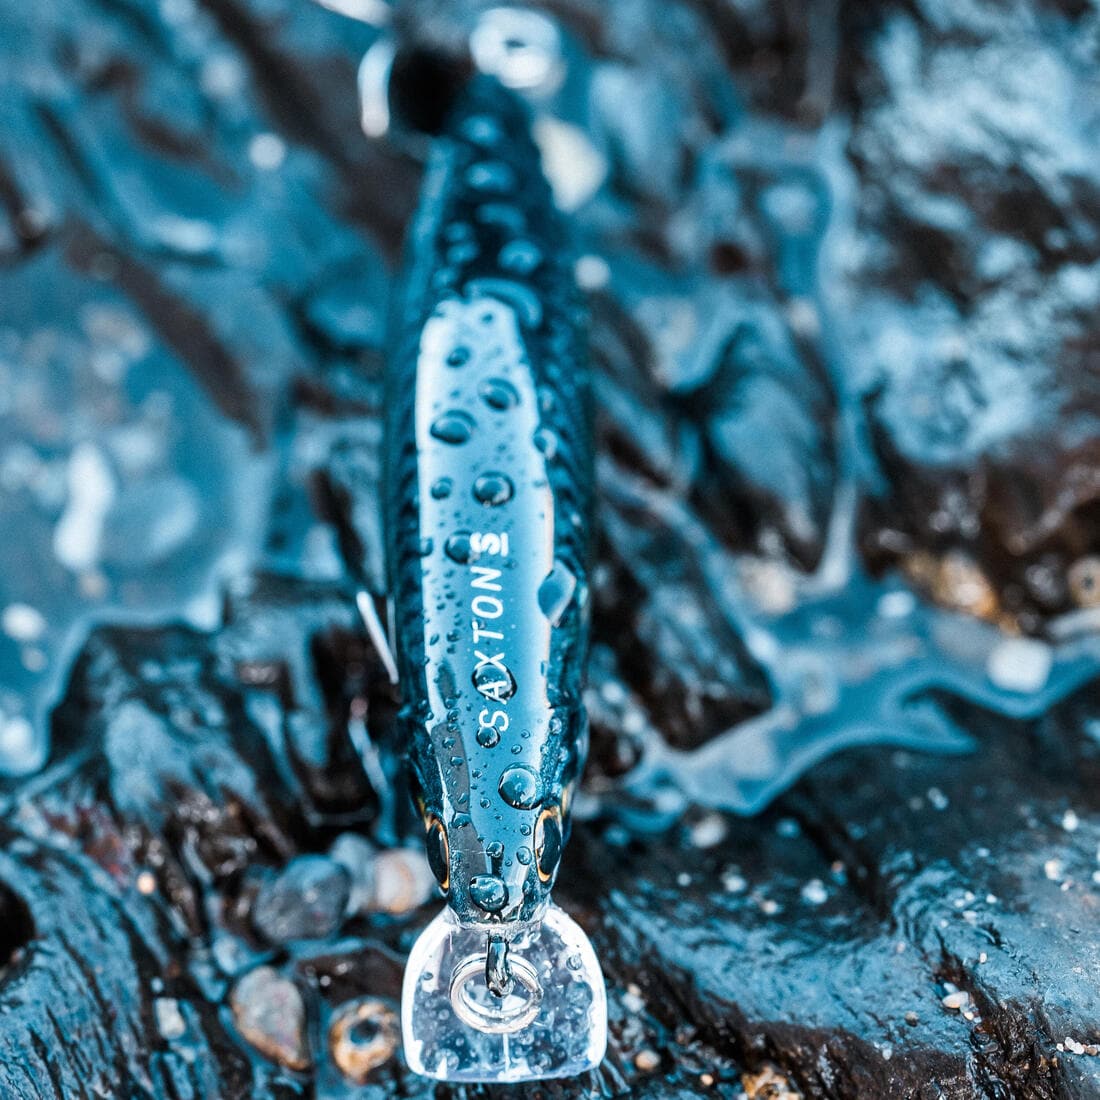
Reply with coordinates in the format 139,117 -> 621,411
473,661 -> 517,701
499,239 -> 543,275
476,724 -> 501,748
468,874 -> 508,913
478,377 -> 520,411
473,471 -> 514,506
533,427 -> 558,458
498,764 -> 542,810
430,410 -> 476,445
444,533 -> 474,563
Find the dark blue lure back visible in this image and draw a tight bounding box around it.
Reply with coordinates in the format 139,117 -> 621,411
384,77 -> 606,1082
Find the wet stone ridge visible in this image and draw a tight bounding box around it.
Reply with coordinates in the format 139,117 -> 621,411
0,0 -> 1099,1098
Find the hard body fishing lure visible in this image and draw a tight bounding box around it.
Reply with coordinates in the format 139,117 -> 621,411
383,74 -> 606,1082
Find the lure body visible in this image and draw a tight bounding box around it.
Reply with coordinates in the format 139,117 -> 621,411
384,77 -> 604,1081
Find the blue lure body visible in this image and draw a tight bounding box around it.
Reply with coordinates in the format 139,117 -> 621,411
384,76 -> 605,1083
385,76 -> 592,929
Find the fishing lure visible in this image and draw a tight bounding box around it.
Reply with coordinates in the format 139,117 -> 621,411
382,73 -> 606,1082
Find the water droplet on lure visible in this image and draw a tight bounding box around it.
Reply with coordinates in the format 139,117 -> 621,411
445,533 -> 474,563
466,160 -> 517,193
538,560 -> 577,626
533,427 -> 558,458
477,725 -> 501,748
469,874 -> 508,912
431,478 -> 453,499
447,346 -> 471,368
473,472 -> 514,506
499,239 -> 542,275
473,662 -> 517,701
478,377 -> 520,411
430,410 -> 476,445
461,115 -> 501,146
498,764 -> 542,809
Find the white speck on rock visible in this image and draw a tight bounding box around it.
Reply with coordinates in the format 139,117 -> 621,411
155,997 -> 187,1041
689,813 -> 728,849
987,637 -> 1053,694
722,869 -> 747,894
249,133 -> 286,171
942,991 -> 969,1010
575,254 -> 611,290
801,879 -> 828,906
2,603 -> 46,642
533,116 -> 607,211
54,443 -> 115,572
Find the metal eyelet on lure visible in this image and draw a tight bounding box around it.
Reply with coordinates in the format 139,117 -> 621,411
377,63 -> 606,1083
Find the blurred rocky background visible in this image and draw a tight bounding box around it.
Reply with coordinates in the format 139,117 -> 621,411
1,0 -> 1099,1097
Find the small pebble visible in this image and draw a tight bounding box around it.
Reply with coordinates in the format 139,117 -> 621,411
329,833 -> 376,915
230,966 -> 310,1070
1068,557 -> 1100,608
742,1064 -> 802,1099
942,990 -> 969,1011
634,1049 -> 660,1073
369,848 -> 435,914
329,998 -> 400,1083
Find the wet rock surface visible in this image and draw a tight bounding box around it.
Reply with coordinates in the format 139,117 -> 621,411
0,1 -> 1098,1099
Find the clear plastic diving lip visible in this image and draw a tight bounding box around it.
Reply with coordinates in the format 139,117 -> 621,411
401,902 -> 608,1082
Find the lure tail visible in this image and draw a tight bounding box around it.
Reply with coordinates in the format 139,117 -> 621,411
402,904 -> 606,1081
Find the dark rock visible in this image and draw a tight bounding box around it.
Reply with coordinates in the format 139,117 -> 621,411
594,463 -> 773,751
676,299 -> 837,570
1,0 -> 1099,1098
840,0 -> 1100,631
